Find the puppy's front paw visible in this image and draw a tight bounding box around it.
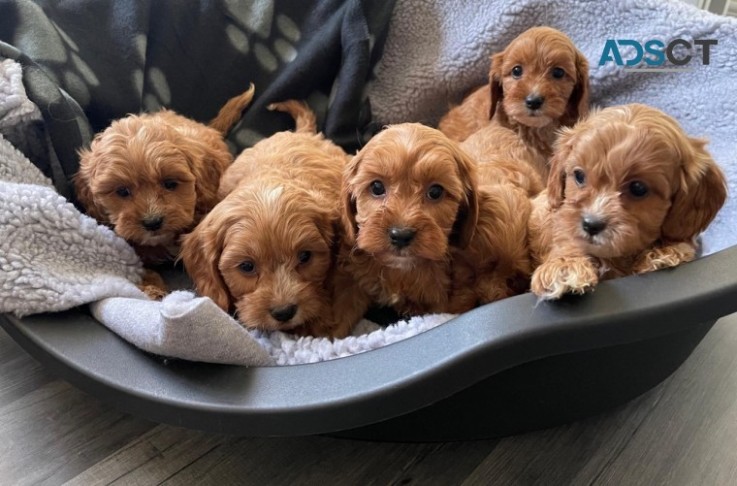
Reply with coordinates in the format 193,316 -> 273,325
294,314 -> 355,339
531,256 -> 598,300
141,284 -> 168,300
139,269 -> 168,301
633,243 -> 696,274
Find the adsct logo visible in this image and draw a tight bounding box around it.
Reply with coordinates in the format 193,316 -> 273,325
599,38 -> 717,72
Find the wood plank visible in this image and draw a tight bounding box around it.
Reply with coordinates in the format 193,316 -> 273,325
0,329 -> 55,407
84,434 -> 420,485
589,318 -> 737,486
64,425 -> 222,486
0,379 -> 154,486
460,386 -> 668,486
93,433 -> 498,486
382,441 -> 502,486
461,317 -> 737,486
151,431 -> 498,485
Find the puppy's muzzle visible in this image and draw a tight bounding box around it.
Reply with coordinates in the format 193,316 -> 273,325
142,215 -> 164,232
270,304 -> 298,323
582,215 -> 607,236
389,227 -> 417,249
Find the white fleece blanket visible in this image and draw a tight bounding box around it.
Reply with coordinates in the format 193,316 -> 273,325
0,60 -> 144,315
3,0 -> 737,367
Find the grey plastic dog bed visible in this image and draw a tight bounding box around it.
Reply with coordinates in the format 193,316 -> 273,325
3,247 -> 737,441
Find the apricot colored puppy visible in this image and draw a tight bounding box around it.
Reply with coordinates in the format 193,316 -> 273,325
75,85 -> 255,298
439,27 -> 589,179
529,104 -> 727,300
181,101 -> 352,338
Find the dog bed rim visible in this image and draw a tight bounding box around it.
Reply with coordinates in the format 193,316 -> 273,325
2,245 -> 736,436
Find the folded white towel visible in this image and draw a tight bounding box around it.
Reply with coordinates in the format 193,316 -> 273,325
91,290 -> 456,367
90,291 -> 275,366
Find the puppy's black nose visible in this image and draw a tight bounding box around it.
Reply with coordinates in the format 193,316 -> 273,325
525,95 -> 544,110
389,227 -> 416,248
142,216 -> 164,231
582,216 -> 607,236
270,304 -> 298,322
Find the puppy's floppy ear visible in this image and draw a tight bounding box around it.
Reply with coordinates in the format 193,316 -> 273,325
449,145 -> 479,248
661,137 -> 727,242
489,51 -> 505,120
179,211 -> 232,311
546,127 -> 575,208
341,153 -> 361,243
305,191 -> 340,252
180,137 -> 229,215
561,50 -> 590,127
74,147 -> 109,222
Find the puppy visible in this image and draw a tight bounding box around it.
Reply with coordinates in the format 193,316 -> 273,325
460,124 -> 545,197
74,85 -> 255,297
438,26 -> 589,178
529,104 -> 727,300
336,123 -> 479,323
447,126 -> 545,312
180,101 -> 352,338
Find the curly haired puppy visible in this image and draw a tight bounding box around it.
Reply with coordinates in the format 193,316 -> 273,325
74,85 -> 255,297
447,126 -> 544,312
335,123 -> 479,323
438,26 -> 589,178
529,104 -> 727,300
180,101 -> 352,338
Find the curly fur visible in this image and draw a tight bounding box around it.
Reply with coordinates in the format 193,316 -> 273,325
438,27 -> 589,179
529,104 -> 727,300
180,101 -> 353,338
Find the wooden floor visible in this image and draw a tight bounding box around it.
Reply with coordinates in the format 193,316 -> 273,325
2,314 -> 737,486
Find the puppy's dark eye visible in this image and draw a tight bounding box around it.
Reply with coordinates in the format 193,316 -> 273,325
370,180 -> 386,196
573,169 -> 586,186
427,184 -> 445,201
628,181 -> 649,198
239,260 -> 256,275
551,67 -> 566,79
162,179 -> 178,191
116,186 -> 131,198
297,250 -> 312,264
511,65 -> 523,78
